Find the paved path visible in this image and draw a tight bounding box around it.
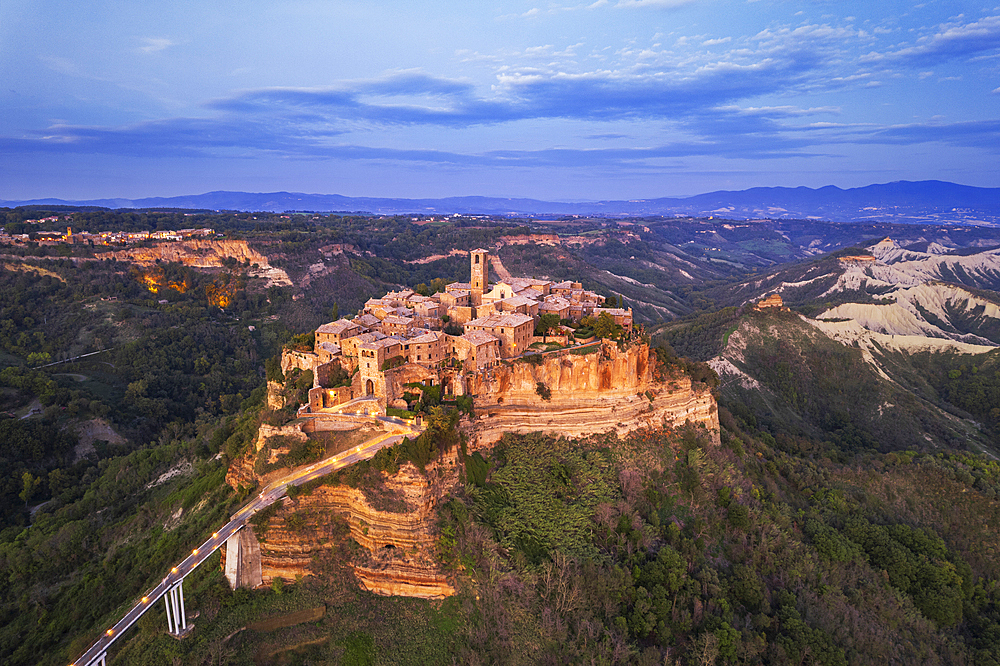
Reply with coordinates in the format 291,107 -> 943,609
72,417 -> 421,666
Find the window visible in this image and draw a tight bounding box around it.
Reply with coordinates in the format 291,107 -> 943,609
475,255 -> 480,264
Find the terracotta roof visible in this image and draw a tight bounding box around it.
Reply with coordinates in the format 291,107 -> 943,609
316,319 -> 358,334
359,337 -> 403,351
462,330 -> 499,345
466,313 -> 533,328
408,331 -> 443,344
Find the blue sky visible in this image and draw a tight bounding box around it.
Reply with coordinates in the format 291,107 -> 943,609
1,1 -> 998,201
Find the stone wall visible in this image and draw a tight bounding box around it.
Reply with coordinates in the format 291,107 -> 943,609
314,360 -> 344,389
282,350 -> 318,376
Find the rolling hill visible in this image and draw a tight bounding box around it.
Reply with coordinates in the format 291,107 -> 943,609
4,180 -> 999,223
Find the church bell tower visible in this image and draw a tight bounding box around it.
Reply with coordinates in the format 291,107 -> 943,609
470,248 -> 489,306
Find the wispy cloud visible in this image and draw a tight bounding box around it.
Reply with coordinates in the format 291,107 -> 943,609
860,15 -> 1000,65
6,11 -> 1000,174
866,119 -> 1000,151
138,37 -> 176,54
614,0 -> 695,8
10,101 -> 993,168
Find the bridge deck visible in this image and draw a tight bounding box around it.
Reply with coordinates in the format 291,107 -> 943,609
72,418 -> 420,666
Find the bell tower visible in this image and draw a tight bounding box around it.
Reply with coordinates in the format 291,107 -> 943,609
470,248 -> 489,306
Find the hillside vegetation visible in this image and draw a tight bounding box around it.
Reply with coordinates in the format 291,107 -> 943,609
3,207 -> 1000,664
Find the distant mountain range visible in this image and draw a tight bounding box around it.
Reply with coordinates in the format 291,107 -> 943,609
3,180 -> 1000,224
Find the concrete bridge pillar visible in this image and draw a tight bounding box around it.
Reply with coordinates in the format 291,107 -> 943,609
224,526 -> 263,590
164,580 -> 188,635
224,530 -> 241,588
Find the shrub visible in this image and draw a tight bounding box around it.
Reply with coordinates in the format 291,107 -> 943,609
535,382 -> 552,401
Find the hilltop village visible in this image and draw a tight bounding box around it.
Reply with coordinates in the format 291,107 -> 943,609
284,249 -> 635,414
239,248 -> 718,598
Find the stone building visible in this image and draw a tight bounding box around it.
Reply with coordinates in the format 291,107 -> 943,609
601,307 -> 634,331
380,315 -> 415,337
358,337 -> 404,397
297,247 -> 634,412
316,319 -> 363,346
451,330 -> 501,371
464,313 -> 534,358
404,331 -> 446,366
754,294 -> 787,311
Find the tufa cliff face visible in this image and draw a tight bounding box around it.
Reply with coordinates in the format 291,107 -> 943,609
468,341 -> 718,447
227,454 -> 458,599
100,239 -> 293,286
224,422 -> 308,491
226,340 -> 718,601
102,239 -> 268,267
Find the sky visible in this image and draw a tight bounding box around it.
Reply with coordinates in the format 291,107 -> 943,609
1,0 -> 999,201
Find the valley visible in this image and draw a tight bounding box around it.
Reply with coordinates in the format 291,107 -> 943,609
2,206 -> 1000,665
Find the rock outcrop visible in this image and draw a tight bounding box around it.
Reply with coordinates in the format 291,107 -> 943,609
468,341 -> 718,447
224,422 -> 309,491
99,239 -> 292,286
226,340 -> 719,601
102,239 -> 268,267
228,453 -> 458,599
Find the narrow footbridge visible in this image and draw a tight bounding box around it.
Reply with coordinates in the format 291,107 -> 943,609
72,415 -> 421,666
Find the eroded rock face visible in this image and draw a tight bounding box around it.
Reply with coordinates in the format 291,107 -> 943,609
225,341 -> 718,600
99,239 -> 293,286
101,239 -> 270,267
468,341 -> 719,447
267,380 -> 286,411
224,422 -> 308,491
230,454 -> 458,599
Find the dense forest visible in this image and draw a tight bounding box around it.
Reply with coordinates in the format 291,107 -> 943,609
2,207 -> 1000,665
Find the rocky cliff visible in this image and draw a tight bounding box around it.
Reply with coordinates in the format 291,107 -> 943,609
99,239 -> 292,286
224,422 -> 308,491
226,340 -> 718,601
227,453 -> 458,599
468,341 -> 718,447
102,239 -> 266,266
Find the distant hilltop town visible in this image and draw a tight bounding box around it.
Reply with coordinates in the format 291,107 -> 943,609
284,249 -> 634,413
0,225 -> 215,246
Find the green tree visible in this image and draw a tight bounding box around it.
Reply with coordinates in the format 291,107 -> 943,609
19,471 -> 40,506
536,313 -> 561,340
593,311 -> 623,340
